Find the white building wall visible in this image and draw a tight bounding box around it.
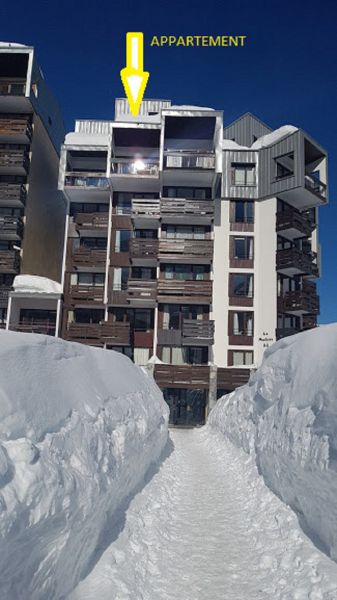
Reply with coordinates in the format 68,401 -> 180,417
212,197 -> 230,367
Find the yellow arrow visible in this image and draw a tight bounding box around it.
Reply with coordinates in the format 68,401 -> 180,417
120,32 -> 150,117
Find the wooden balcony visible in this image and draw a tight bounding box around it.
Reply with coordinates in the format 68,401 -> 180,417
161,199 -> 214,224
0,149 -> 29,173
126,279 -> 157,305
67,285 -> 104,305
0,215 -> 23,239
0,117 -> 32,142
154,364 -> 210,389
157,328 -> 182,346
182,319 -> 214,346
217,368 -> 251,391
129,239 -> 159,264
0,183 -> 26,206
131,199 -> 161,222
0,285 -> 11,307
75,212 -> 109,230
276,210 -> 315,240
158,239 -> 213,263
278,287 -> 319,315
10,321 -> 56,336
66,321 -> 130,345
71,247 -> 107,268
0,250 -> 20,273
276,248 -> 319,277
157,279 -> 212,304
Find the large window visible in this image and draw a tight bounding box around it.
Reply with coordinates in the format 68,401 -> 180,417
232,163 -> 256,186
230,274 -> 254,297
233,237 -> 254,260
163,186 -> 211,199
72,308 -> 104,324
76,273 -> 105,287
113,267 -> 129,290
162,264 -> 209,281
69,203 -> 108,216
233,201 -> 254,224
161,346 -> 208,365
115,230 -> 131,252
77,237 -> 107,249
134,229 -> 157,239
131,267 -> 156,280
232,312 -> 254,336
162,225 -> 209,240
132,309 -> 154,332
231,350 -> 254,366
161,304 -> 205,330
275,152 -> 294,179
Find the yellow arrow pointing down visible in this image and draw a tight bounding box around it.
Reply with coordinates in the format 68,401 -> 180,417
120,32 -> 150,117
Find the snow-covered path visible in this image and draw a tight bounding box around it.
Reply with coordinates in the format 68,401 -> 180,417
70,429 -> 337,600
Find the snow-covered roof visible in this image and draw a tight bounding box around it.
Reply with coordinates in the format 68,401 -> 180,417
222,139 -> 249,150
13,275 -> 62,295
250,125 -> 298,149
168,105 -> 215,111
0,42 -> 29,48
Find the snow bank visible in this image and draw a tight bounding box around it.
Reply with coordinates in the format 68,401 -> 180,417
0,331 -> 168,599
208,324 -> 337,560
13,275 -> 62,294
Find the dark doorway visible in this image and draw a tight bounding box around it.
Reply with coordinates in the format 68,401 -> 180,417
163,388 -> 206,426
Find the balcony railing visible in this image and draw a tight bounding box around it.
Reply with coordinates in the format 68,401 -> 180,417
75,212 -> 109,229
278,289 -> 320,314
154,364 -> 210,387
0,80 -> 26,96
164,153 -> 215,170
0,183 -> 26,205
0,285 -> 11,307
305,174 -> 327,200
0,215 -> 23,237
0,250 -> 20,273
158,239 -> 213,261
10,321 -> 56,336
182,319 -> 215,345
68,285 -> 104,304
276,248 -> 319,277
66,321 -> 130,345
71,247 -> 107,267
0,117 -> 32,139
276,210 -> 315,239
0,149 -> 29,171
127,279 -> 157,304
111,160 -> 159,177
129,239 -> 159,260
161,198 -> 214,220
131,199 -> 161,219
65,173 -> 109,188
157,279 -> 212,303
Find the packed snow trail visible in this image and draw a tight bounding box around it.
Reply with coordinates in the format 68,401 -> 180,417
70,429 -> 337,600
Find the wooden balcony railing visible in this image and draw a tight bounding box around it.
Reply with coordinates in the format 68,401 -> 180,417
75,212 -> 109,229
0,250 -> 20,273
217,367 -> 251,390
129,239 -> 159,260
161,198 -> 214,220
182,319 -> 215,345
0,117 -> 32,139
10,321 -> 56,336
278,289 -> 319,314
276,248 -> 319,276
164,152 -> 215,170
0,215 -> 23,237
0,183 -> 26,205
131,199 -> 160,219
276,210 -> 315,238
66,321 -> 130,345
0,149 -> 29,170
158,239 -> 213,261
154,364 -> 210,388
127,279 -> 157,304
67,285 -> 104,304
0,80 -> 26,96
157,279 -> 212,303
71,247 -> 107,267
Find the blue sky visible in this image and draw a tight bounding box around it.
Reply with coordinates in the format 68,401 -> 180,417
1,0 -> 336,323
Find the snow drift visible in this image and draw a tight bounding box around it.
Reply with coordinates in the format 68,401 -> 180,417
208,324 -> 337,561
0,331 -> 168,599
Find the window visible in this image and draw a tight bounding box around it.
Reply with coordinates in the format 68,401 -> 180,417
163,225 -> 208,240
80,237 -> 107,249
233,201 -> 254,224
231,350 -> 254,366
233,237 -> 254,260
134,229 -> 157,239
161,346 -> 208,365
77,273 -> 105,287
275,152 -> 294,179
69,203 -> 108,216
232,163 -> 256,186
107,346 -> 133,359
113,267 -> 129,291
73,308 -> 104,324
232,312 -> 254,336
163,186 -> 211,199
162,264 -> 209,281
133,309 -> 153,331
131,267 -> 156,280
231,274 -> 254,297
134,348 -> 150,365
115,230 -> 131,252
0,308 -> 7,325
161,304 -> 205,330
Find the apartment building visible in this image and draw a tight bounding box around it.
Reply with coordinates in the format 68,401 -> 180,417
0,42 -> 66,334
53,100 -> 327,425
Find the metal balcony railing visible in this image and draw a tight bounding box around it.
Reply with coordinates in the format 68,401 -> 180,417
0,80 -> 26,96
111,160 -> 159,177
164,152 -> 215,170
65,172 -> 109,188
